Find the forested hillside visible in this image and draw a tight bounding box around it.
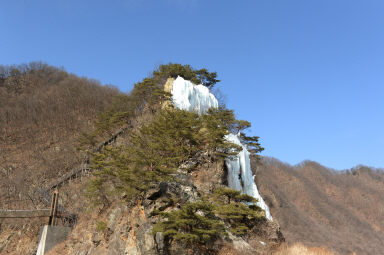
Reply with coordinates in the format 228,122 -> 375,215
0,63 -> 119,204
254,157 -> 384,255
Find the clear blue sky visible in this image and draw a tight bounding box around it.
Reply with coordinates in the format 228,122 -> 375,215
1,0 -> 383,170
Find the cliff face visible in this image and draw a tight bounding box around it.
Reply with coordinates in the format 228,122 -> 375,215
45,157 -> 283,255
254,157 -> 384,255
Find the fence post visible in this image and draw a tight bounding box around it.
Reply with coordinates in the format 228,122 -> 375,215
48,192 -> 55,225
52,190 -> 59,226
48,190 -> 59,225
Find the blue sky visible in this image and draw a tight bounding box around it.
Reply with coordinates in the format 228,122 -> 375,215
1,0 -> 383,170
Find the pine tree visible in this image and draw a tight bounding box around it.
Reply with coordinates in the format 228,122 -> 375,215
239,132 -> 264,156
212,187 -> 264,236
153,63 -> 220,88
86,109 -> 243,205
152,201 -> 226,251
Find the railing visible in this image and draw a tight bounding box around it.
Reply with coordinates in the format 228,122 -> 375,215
0,209 -> 51,218
0,125 -> 129,227
0,190 -> 77,227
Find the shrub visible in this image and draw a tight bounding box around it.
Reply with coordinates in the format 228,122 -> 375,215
96,221 -> 107,232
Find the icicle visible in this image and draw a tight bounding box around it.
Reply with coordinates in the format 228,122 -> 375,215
225,134 -> 272,220
170,76 -> 272,221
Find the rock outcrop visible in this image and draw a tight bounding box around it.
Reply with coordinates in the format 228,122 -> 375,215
46,156 -> 283,255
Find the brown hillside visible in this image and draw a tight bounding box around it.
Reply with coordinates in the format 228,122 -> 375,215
253,157 -> 384,255
0,62 -> 119,205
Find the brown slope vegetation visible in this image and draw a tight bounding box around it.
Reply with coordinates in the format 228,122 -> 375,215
0,62 -> 119,205
274,243 -> 338,255
253,156 -> 384,255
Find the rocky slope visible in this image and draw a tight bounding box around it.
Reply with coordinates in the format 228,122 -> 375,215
42,142 -> 283,255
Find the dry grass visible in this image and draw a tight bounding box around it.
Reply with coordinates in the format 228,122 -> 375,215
274,243 -> 338,255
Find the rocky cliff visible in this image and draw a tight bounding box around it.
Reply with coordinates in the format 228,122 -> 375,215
46,158 -> 283,255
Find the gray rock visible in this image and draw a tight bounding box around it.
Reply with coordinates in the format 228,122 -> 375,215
154,232 -> 164,252
92,232 -> 102,246
108,207 -> 122,230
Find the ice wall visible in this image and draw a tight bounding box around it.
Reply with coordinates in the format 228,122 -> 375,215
171,76 -> 218,115
225,133 -> 273,220
170,76 -> 272,220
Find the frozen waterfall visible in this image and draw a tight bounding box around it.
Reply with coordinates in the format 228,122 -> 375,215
171,76 -> 218,115
225,133 -> 272,220
170,76 -> 272,221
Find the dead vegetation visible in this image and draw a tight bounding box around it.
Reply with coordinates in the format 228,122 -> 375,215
0,62 -> 119,208
274,243 -> 338,255
254,156 -> 384,255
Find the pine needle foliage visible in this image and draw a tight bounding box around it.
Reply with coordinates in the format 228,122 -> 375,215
78,63 -> 219,150
213,187 -> 257,204
212,187 -> 264,236
153,188 -> 264,248
206,107 -> 264,157
152,201 -> 226,249
153,63 -> 220,88
86,108 -> 242,205
78,82 -> 170,149
239,132 -> 264,156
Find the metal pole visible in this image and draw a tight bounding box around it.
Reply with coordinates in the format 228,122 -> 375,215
48,192 -> 55,225
52,190 -> 59,226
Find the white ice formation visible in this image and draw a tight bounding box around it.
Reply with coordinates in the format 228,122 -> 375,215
171,76 -> 218,115
225,133 -> 273,220
170,76 -> 272,221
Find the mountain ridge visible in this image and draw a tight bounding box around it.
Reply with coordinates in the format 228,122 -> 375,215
1,63 -> 381,255
254,156 -> 384,255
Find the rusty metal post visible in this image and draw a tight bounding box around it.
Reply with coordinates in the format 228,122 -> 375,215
52,190 -> 59,226
48,191 -> 56,225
